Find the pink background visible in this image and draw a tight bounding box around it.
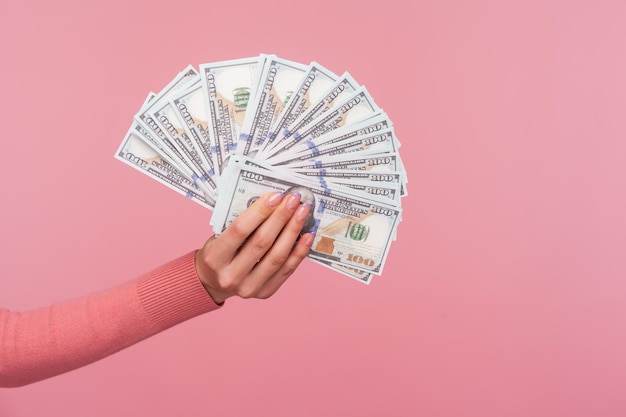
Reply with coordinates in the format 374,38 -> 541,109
1,0 -> 625,416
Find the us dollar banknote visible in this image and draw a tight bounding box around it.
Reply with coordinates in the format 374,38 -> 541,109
212,158 -> 401,275
265,87 -> 383,159
133,69 -> 216,198
259,62 -> 338,155
260,72 -> 360,158
149,98 -> 218,195
283,152 -> 401,172
268,114 -> 396,165
309,257 -> 373,284
115,123 -> 215,208
199,56 -> 266,169
236,56 -> 308,157
117,54 -> 408,284
170,82 -> 218,178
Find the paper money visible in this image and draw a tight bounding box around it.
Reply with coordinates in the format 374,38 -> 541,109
212,158 -> 401,275
149,98 -> 218,194
116,53 -> 408,284
134,69 -> 217,198
260,72 -> 361,159
236,56 -> 308,157
283,151 -> 401,172
267,115 -> 396,165
264,87 -> 383,159
228,155 -> 402,204
259,62 -> 338,155
170,83 -> 218,179
199,56 -> 265,169
309,258 -> 373,284
115,123 -> 214,208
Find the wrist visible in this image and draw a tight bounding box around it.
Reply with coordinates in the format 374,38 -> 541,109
202,284 -> 226,305
194,249 -> 226,305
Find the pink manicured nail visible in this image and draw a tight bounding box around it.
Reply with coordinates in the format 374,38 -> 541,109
296,203 -> 311,221
303,233 -> 316,247
266,191 -> 284,207
287,192 -> 301,210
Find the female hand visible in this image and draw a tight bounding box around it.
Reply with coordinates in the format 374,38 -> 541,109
194,191 -> 315,304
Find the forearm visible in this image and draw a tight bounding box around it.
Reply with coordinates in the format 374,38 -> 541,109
0,251 -> 220,387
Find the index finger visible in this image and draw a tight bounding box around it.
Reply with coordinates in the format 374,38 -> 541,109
210,191 -> 285,260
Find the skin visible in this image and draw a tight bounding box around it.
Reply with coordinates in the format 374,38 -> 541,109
195,191 -> 315,304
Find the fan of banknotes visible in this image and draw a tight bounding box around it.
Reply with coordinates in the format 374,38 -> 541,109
115,54 -> 407,284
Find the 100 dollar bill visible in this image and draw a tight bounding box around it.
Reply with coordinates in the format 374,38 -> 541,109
212,158 -> 401,275
170,82 -> 218,178
260,62 -> 338,155
199,56 -> 265,169
115,123 -> 214,208
236,56 -> 307,157
268,115 -> 396,165
265,87 -> 382,159
260,72 -> 360,158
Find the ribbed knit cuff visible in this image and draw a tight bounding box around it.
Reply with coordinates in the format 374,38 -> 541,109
136,251 -> 221,331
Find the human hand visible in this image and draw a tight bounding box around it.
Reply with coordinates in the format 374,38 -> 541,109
194,191 -> 315,304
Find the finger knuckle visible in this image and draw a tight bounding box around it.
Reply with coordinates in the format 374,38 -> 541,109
277,208 -> 295,223
269,254 -> 288,267
228,222 -> 248,241
217,273 -> 238,293
202,254 -> 220,272
256,291 -> 272,300
280,266 -> 296,279
237,285 -> 257,299
251,236 -> 273,253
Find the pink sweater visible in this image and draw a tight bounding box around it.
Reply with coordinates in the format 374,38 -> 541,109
0,251 -> 220,387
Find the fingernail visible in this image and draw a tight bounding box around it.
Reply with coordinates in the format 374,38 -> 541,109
303,233 -> 316,247
266,191 -> 284,207
287,192 -> 301,210
296,203 -> 311,221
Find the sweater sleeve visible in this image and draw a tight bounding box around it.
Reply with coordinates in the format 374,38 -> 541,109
0,251 -> 220,387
